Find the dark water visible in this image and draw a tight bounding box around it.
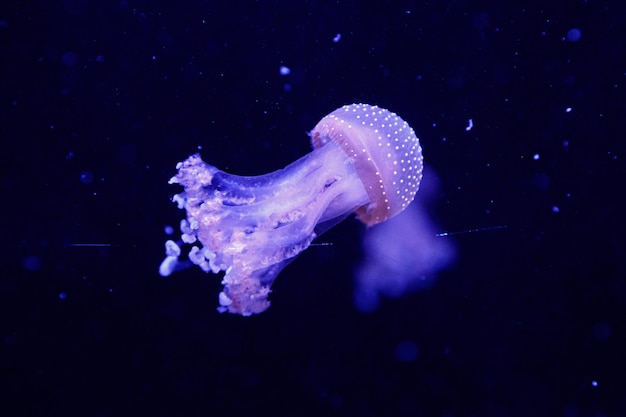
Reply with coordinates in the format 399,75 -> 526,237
2,1 -> 625,416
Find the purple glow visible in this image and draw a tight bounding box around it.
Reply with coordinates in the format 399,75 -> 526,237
161,104 -> 424,316
354,167 -> 456,312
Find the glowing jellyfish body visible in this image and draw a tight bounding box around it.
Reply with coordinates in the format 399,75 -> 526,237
160,104 -> 424,315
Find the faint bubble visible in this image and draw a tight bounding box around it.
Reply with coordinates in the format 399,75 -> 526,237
79,170 -> 94,184
395,340 -> 419,362
164,225 -> 174,235
566,28 -> 582,42
23,255 -> 41,271
592,322 -> 612,340
96,55 -> 105,62
0,20 -> 8,29
552,206 -> 560,213
283,83 -> 292,92
62,51 -> 79,67
58,292 -> 67,300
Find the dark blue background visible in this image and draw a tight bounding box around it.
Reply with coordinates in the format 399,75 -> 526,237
2,1 -> 625,416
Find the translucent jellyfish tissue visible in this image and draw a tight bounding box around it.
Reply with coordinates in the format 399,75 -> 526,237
159,103 -> 424,316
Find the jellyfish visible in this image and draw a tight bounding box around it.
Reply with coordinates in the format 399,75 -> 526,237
354,167 -> 457,313
159,103 -> 424,316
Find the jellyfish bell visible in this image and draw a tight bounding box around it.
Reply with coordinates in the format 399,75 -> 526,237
311,104 -> 424,225
159,103 -> 424,316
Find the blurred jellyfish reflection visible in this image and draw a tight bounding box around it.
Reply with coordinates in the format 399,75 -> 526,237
160,104 -> 426,316
354,167 -> 456,313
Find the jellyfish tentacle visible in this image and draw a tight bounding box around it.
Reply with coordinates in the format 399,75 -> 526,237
167,140 -> 370,314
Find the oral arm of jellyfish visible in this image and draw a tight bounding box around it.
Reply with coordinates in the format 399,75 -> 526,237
159,103 -> 424,316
